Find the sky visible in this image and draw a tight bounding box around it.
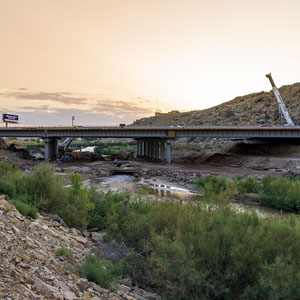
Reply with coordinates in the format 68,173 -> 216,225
1,0 -> 300,126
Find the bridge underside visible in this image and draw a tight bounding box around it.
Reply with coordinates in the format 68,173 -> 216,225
2,125 -> 300,162
136,138 -> 173,164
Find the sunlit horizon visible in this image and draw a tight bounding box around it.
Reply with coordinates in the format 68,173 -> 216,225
1,0 -> 300,125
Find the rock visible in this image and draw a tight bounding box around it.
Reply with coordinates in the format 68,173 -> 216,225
119,278 -> 132,287
0,197 -> 153,300
71,234 -> 88,246
82,230 -> 90,237
47,213 -> 68,228
34,278 -> 58,297
91,232 -> 105,243
61,290 -> 77,300
11,226 -> 20,234
88,228 -> 100,232
83,291 -> 91,300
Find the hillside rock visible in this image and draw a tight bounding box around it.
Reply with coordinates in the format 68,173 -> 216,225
132,83 -> 300,126
0,195 -> 158,300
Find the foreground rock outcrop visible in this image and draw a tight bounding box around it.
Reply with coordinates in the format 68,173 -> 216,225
0,196 -> 158,300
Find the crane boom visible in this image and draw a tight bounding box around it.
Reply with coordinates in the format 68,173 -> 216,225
266,73 -> 294,126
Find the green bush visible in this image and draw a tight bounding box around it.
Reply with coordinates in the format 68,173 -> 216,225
0,161 -> 19,178
137,184 -> 152,196
88,193 -> 300,299
3,161 -> 300,298
237,176 -> 261,195
259,175 -> 300,213
195,175 -> 237,203
94,144 -> 136,155
77,254 -> 123,290
0,179 -> 16,198
24,163 -> 67,212
59,172 -> 94,228
56,246 -> 72,257
123,250 -> 146,282
12,200 -> 38,219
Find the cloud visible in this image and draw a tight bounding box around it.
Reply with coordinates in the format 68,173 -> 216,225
0,90 -> 88,105
16,105 -> 59,114
0,88 -> 159,125
94,99 -> 153,117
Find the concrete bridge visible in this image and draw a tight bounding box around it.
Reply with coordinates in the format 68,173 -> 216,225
1,125 -> 300,162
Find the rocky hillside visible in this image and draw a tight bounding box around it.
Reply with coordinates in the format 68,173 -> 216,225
0,196 -> 158,300
133,83 -> 300,126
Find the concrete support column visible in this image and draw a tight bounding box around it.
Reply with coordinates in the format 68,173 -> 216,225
155,141 -> 159,160
142,141 -> 145,157
160,141 -> 166,163
166,140 -> 172,164
146,141 -> 150,158
150,142 -> 154,159
143,141 -> 146,157
136,142 -> 140,157
138,142 -> 142,158
44,137 -> 58,160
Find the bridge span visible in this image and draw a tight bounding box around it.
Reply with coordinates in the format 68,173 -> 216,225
1,125 -> 300,162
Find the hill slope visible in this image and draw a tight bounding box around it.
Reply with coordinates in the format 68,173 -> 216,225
133,83 -> 300,126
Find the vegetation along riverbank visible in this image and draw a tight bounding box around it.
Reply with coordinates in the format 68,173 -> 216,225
1,162 -> 300,299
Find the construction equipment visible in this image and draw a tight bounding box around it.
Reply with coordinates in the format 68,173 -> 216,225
266,73 -> 294,126
58,138 -> 74,152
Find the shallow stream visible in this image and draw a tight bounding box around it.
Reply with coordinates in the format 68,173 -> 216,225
84,175 -> 289,218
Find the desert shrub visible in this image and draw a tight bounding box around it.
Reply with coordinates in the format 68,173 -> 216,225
88,191 -> 132,230
24,163 -> 67,212
77,254 -> 122,290
59,172 -> 94,228
56,246 -> 72,257
12,200 -> 38,219
0,179 -> 16,198
0,161 -> 18,178
137,184 -> 152,196
143,206 -> 300,299
123,250 -> 146,282
94,144 -> 136,155
259,175 -> 300,213
196,175 -> 237,203
89,195 -> 300,299
237,176 -> 261,195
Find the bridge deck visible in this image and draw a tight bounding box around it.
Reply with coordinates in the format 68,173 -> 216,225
0,126 -> 300,139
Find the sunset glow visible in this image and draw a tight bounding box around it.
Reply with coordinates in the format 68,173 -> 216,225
1,0 -> 300,125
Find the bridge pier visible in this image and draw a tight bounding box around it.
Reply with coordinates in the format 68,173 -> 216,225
166,140 -> 172,164
155,141 -> 160,160
149,141 -> 154,160
141,141 -> 145,157
137,141 -> 141,158
160,140 -> 166,163
136,139 -> 172,163
43,137 -> 59,160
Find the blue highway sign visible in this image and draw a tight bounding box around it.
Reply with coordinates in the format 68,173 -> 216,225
2,114 -> 19,123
